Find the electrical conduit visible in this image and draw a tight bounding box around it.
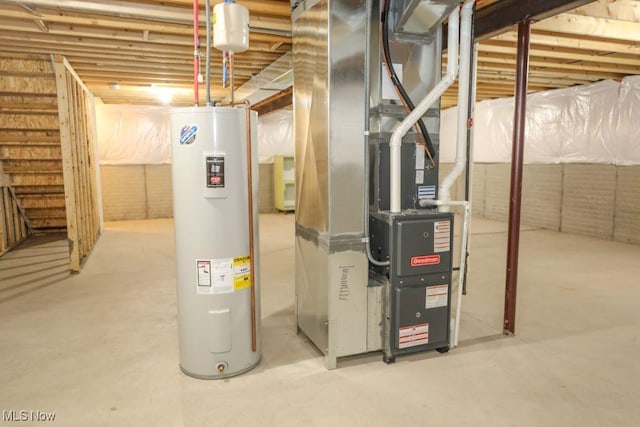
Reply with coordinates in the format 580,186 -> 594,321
205,0 -> 212,105
439,0 -> 475,210
389,6 -> 460,214
193,0 -> 200,106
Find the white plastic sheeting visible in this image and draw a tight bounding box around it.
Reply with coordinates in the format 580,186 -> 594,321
256,109 -> 294,163
96,104 -> 293,165
617,76 -> 640,165
440,76 -> 640,165
96,104 -> 171,165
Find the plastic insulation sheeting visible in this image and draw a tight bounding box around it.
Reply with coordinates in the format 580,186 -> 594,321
440,76 -> 640,165
95,105 -> 293,165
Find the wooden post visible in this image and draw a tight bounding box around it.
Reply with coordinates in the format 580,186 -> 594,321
54,56 -> 81,272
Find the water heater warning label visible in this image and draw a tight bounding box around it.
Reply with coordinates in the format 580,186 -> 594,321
233,256 -> 251,290
196,257 -> 251,294
206,156 -> 225,188
197,260 -> 211,287
196,258 -> 233,294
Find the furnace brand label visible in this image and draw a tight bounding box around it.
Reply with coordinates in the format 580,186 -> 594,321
426,284 -> 448,309
434,220 -> 451,253
410,254 -> 440,267
233,255 -> 251,290
179,124 -> 198,145
398,323 -> 429,349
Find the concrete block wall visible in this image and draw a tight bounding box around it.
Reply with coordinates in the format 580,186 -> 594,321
100,165 -> 149,221
458,163 -> 640,245
100,164 -> 277,221
614,166 -> 640,245
483,163 -> 511,223
561,164 -> 617,240
522,164 -> 563,231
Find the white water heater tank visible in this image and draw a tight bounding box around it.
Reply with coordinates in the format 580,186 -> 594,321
170,106 -> 260,379
213,2 -> 250,53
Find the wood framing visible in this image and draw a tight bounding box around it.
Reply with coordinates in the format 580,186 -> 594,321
0,180 -> 31,257
53,56 -> 101,272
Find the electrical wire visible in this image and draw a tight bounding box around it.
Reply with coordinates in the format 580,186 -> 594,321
380,0 -> 436,168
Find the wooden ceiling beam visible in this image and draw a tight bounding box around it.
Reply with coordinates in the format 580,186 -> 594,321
478,42 -> 640,67
477,51 -> 640,75
0,42 -> 282,69
473,0 -> 597,40
106,0 -> 292,18
5,0 -> 292,32
477,61 -> 624,81
570,0 -> 640,23
533,12 -> 640,43
2,10 -> 291,44
252,86 -> 292,115
493,29 -> 640,56
0,31 -> 289,55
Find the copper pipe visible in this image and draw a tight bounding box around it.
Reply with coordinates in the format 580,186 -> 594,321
504,20 -> 531,336
242,101 -> 257,352
217,98 -> 257,350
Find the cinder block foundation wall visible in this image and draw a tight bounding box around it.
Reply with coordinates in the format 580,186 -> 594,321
100,165 -> 173,221
441,163 -> 640,245
100,164 -> 277,221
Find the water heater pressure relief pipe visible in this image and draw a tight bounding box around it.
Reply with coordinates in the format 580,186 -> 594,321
389,5 -> 460,214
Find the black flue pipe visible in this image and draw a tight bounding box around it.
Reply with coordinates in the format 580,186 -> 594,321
503,20 -> 531,336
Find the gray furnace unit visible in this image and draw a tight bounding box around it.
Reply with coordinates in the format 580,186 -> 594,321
292,0 -> 472,367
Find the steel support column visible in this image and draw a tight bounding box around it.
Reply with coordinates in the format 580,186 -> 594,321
503,20 -> 530,336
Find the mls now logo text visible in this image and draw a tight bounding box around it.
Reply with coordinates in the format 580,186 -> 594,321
3,410 -> 56,422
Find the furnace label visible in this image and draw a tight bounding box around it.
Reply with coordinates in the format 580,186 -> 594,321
411,254 -> 440,267
434,220 -> 451,252
426,284 -> 448,309
233,255 -> 251,290
398,323 -> 429,349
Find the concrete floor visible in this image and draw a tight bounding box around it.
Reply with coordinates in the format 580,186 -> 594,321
0,214 -> 639,426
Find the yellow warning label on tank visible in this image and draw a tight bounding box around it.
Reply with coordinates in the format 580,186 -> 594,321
233,255 -> 251,290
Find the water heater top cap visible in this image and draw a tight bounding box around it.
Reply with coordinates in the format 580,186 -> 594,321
213,2 -> 250,53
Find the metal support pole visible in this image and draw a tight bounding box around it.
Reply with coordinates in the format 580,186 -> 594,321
503,20 -> 530,336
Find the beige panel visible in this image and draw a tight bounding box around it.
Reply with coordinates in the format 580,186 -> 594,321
100,165 -> 146,221
144,164 -> 173,219
561,164 -> 616,239
258,163 -> 276,214
471,163 -> 487,218
522,164 -> 563,231
614,165 -> 640,245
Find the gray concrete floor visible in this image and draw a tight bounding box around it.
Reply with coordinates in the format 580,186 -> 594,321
0,214 -> 639,426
